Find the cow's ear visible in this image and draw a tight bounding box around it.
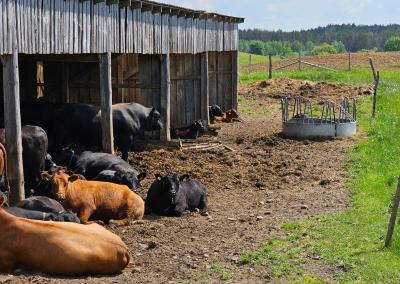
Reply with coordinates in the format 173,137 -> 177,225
155,173 -> 163,181
41,171 -> 52,181
150,107 -> 156,114
138,172 -> 147,181
179,175 -> 190,182
68,174 -> 85,182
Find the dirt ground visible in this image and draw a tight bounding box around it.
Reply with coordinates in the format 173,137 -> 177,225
240,77 -> 372,104
242,51 -> 400,73
2,81 -> 358,283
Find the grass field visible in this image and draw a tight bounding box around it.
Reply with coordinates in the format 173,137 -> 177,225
239,69 -> 400,282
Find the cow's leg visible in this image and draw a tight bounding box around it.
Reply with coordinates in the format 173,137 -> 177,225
198,194 -> 209,215
78,207 -> 94,224
109,218 -> 131,226
121,151 -> 128,161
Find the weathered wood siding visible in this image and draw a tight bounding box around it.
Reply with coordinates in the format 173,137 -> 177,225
208,51 -> 236,111
170,54 -> 201,128
0,0 -> 241,55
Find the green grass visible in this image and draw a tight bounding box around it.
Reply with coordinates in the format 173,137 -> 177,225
210,262 -> 232,281
239,69 -> 400,282
240,69 -> 400,86
239,52 -> 268,67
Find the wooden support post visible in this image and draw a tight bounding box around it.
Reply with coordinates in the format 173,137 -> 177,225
268,54 -> 272,79
348,52 -> 351,71
369,58 -> 380,118
386,178 -> 400,247
2,52 -> 25,205
160,54 -> 171,142
232,50 -> 238,111
201,52 -> 210,124
99,52 -> 114,154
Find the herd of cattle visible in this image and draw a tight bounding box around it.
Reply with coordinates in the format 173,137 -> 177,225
0,100 -> 237,276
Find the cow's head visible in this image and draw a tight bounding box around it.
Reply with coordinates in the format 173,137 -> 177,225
59,211 -> 81,223
155,173 -> 190,206
41,171 -> 83,201
146,107 -> 163,131
119,172 -> 146,192
226,109 -> 239,119
209,105 -> 224,118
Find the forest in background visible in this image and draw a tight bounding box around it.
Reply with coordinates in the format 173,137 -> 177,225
239,24 -> 400,56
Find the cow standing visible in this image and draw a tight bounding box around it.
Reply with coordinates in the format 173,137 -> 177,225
0,126 -> 48,196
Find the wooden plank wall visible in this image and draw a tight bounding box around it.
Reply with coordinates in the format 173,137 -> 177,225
170,54 -> 201,128
1,0 -> 241,55
208,51 -> 235,111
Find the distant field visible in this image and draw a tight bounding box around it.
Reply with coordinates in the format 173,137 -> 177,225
239,51 -> 400,73
239,52 -> 268,67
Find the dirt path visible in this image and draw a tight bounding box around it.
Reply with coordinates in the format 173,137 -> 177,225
4,94 -> 355,283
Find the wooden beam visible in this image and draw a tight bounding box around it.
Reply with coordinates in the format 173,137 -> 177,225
131,0 -> 142,9
119,0 -> 131,7
20,54 -> 100,63
152,5 -> 162,13
2,52 -> 24,205
99,52 -> 114,154
160,54 -> 171,142
201,52 -> 210,125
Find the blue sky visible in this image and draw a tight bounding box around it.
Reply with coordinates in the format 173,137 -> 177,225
165,0 -> 400,31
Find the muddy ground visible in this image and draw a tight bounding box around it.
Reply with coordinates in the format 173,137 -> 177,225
3,82 -> 357,283
241,78 -> 372,104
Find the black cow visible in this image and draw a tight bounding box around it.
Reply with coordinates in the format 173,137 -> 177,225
0,126 -> 48,196
171,120 -> 218,140
52,102 -> 163,160
52,150 -> 146,191
17,196 -> 65,214
4,207 -> 80,223
146,173 -> 208,216
209,105 -> 224,119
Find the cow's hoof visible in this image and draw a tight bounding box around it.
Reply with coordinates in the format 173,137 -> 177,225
194,208 -> 200,213
201,211 -> 209,217
96,220 -> 106,226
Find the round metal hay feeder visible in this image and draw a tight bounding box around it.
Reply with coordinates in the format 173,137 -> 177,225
281,97 -> 357,139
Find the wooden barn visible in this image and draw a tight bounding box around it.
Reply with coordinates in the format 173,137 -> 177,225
0,0 -> 243,203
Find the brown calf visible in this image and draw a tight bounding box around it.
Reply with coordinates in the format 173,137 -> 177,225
0,194 -> 130,275
210,109 -> 241,124
42,171 -> 144,225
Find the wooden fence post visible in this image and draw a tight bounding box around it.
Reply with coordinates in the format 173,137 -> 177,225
369,58 -> 380,118
249,54 -> 252,73
386,178 -> 400,247
160,53 -> 171,142
268,54 -> 272,79
348,52 -> 351,71
298,52 -> 302,71
99,52 -> 114,154
232,51 -> 238,111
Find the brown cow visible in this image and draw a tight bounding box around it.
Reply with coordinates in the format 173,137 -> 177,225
210,109 -> 242,124
41,171 -> 144,225
0,142 -> 9,191
0,194 -> 130,275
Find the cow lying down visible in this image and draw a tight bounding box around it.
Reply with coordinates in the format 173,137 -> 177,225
42,171 -> 144,225
171,120 -> 218,140
146,173 -> 208,216
0,195 -> 80,223
0,195 -> 130,275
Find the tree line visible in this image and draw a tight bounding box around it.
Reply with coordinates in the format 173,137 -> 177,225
240,24 -> 400,53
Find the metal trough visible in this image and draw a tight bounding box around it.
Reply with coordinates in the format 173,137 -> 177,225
281,97 -> 357,139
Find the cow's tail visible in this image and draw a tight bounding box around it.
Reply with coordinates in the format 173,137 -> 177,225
0,143 -> 10,192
